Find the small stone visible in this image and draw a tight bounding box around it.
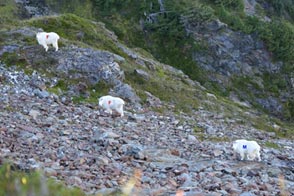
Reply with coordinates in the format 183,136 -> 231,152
105,180 -> 113,188
240,192 -> 255,196
96,156 -> 109,165
247,170 -> 260,177
61,130 -> 71,135
44,168 -> 57,176
134,69 -> 150,80
213,149 -> 223,157
33,89 -> 50,98
0,127 -> 8,132
188,135 -> 197,141
68,176 -> 83,186
170,149 -> 180,156
29,109 -> 40,120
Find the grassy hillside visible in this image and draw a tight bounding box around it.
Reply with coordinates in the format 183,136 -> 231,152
88,0 -> 294,120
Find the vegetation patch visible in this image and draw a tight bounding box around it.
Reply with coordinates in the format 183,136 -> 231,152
125,68 -> 199,113
264,141 -> 280,149
27,14 -> 124,57
1,51 -> 29,70
251,114 -> 294,139
0,163 -> 86,196
258,20 -> 294,62
262,72 -> 287,96
72,81 -> 112,104
0,0 -> 17,25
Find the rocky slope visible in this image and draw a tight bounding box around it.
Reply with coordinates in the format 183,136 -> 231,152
0,61 -> 294,195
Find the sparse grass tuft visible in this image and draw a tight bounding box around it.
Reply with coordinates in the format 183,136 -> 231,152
264,141 -> 280,149
208,136 -> 230,142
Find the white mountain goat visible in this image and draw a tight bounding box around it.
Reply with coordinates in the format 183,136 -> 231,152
98,95 -> 125,117
232,139 -> 261,161
36,32 -> 60,52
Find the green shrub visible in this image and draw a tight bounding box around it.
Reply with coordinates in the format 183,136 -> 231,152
215,6 -> 259,33
45,0 -> 94,19
267,0 -> 294,20
287,99 -> 294,120
258,20 -> 294,62
209,0 -> 244,11
0,0 -> 18,25
181,4 -> 215,27
262,72 -> 287,95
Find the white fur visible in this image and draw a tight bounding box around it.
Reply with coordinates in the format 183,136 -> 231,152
232,139 -> 261,161
99,95 -> 125,117
36,32 -> 60,52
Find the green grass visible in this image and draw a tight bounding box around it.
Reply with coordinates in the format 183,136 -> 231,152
72,81 -> 112,104
124,64 -> 200,113
0,0 -> 18,26
1,52 -> 25,67
1,51 -> 33,75
0,163 -> 86,196
26,14 -> 124,57
47,78 -> 112,104
264,141 -> 280,149
45,0 -> 94,19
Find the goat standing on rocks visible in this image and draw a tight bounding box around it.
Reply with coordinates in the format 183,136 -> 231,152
233,139 -> 261,161
98,95 -> 125,117
36,32 -> 60,52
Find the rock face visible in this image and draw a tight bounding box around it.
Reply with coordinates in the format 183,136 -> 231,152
190,21 -> 282,76
185,19 -> 290,118
26,45 -> 125,85
15,0 -> 50,18
0,63 -> 293,195
141,0 -> 292,119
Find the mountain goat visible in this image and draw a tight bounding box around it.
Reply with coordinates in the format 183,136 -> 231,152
36,32 -> 60,52
98,95 -> 125,117
232,139 -> 261,161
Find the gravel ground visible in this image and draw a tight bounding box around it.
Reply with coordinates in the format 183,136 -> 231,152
0,64 -> 293,195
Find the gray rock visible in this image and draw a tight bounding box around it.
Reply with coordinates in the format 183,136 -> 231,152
33,89 -> 50,98
29,109 -> 40,119
188,20 -> 289,117
134,69 -> 150,80
240,192 -> 255,196
113,82 -> 140,104
188,135 -> 197,142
